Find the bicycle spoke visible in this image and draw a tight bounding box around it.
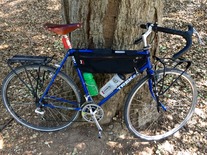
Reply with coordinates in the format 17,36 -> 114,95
2,65 -> 81,131
125,69 -> 197,141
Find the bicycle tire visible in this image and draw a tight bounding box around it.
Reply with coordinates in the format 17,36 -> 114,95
2,64 -> 81,131
124,68 -> 197,141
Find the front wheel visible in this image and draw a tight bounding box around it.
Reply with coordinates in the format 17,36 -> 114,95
124,68 -> 197,141
2,65 -> 81,131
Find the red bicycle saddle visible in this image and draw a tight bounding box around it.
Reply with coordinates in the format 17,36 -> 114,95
44,23 -> 81,35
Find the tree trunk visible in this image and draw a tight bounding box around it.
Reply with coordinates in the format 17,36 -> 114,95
61,0 -> 163,124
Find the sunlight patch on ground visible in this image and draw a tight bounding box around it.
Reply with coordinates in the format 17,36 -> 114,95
106,141 -> 123,149
0,43 -> 9,50
0,136 -> 3,149
6,0 -> 25,7
46,0 -> 60,11
194,108 -> 206,119
47,5 -> 60,11
75,142 -> 86,151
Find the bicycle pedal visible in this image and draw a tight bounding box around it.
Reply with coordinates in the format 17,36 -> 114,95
35,107 -> 45,115
98,130 -> 102,139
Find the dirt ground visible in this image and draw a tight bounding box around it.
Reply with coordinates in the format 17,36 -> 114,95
0,0 -> 207,154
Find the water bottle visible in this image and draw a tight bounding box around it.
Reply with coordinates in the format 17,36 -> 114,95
100,74 -> 125,97
83,73 -> 98,96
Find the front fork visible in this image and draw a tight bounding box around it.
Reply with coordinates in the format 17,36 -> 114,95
148,74 -> 167,112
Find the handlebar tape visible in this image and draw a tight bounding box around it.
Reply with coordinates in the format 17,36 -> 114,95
140,23 -> 194,60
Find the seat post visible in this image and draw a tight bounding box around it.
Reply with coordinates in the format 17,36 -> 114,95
62,35 -> 72,49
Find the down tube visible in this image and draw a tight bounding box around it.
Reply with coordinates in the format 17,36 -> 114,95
98,73 -> 139,106
97,52 -> 153,107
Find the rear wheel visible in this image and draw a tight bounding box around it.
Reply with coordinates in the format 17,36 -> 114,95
124,68 -> 197,141
2,65 -> 81,131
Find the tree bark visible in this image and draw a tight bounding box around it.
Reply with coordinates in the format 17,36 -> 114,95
61,0 -> 163,124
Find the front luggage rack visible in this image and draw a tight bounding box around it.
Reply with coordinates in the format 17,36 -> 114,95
154,56 -> 191,71
154,56 -> 192,96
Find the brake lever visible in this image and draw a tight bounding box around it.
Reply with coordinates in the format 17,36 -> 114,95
193,28 -> 205,45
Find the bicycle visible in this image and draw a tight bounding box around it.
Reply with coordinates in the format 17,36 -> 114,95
1,22 -> 200,141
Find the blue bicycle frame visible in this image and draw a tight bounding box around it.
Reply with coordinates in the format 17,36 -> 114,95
39,48 -> 155,111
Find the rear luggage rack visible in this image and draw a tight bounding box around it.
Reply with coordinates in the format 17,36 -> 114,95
7,55 -> 53,65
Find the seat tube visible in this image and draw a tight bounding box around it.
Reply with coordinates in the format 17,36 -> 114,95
39,35 -> 73,104
39,52 -> 71,104
76,68 -> 93,102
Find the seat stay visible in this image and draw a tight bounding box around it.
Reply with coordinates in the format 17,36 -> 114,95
44,23 -> 81,35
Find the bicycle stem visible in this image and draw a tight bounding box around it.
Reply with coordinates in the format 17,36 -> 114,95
142,24 -> 153,47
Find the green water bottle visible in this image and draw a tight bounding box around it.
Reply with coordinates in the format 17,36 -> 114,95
83,72 -> 98,96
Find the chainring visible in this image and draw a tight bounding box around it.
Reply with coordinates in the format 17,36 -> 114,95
81,104 -> 104,123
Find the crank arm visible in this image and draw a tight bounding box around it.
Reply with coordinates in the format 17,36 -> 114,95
91,114 -> 103,138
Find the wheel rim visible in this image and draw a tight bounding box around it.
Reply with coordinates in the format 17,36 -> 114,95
2,65 -> 80,131
126,69 -> 197,141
